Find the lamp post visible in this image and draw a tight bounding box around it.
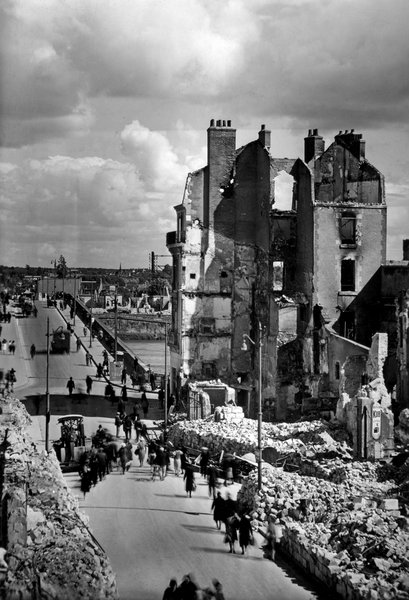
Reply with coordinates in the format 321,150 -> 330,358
114,286 -> 118,362
45,317 -> 50,452
242,320 -> 263,491
89,302 -> 93,348
73,275 -> 77,325
164,323 -> 168,440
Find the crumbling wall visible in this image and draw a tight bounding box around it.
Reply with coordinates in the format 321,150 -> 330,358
337,333 -> 394,459
0,397 -> 118,600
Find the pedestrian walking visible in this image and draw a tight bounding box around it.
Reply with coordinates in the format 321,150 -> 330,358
66,377 -> 75,396
32,306 -> 38,318
224,514 -> 239,553
85,352 -> 91,366
212,492 -> 225,530
118,443 -> 127,474
173,447 -> 183,477
123,414 -> 133,442
30,344 -> 36,359
158,387 -> 165,409
134,415 -> 143,441
80,460 -> 92,497
125,440 -> 133,471
10,341 -> 15,354
141,392 -> 149,418
265,516 -> 283,561
238,514 -> 253,555
212,579 -> 226,600
104,441 -> 117,472
156,446 -> 167,480
184,463 -> 196,498
135,438 -> 146,467
121,385 -> 128,402
96,363 -> 103,378
86,375 -> 93,395
199,447 -> 210,477
96,448 -> 108,481
207,462 -> 218,499
114,412 -> 122,438
162,578 -> 178,600
121,367 -> 127,385
76,337 -> 81,352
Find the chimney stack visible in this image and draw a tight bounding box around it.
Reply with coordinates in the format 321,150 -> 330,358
207,118 -> 236,226
258,124 -> 271,149
304,129 -> 325,164
403,239 -> 409,261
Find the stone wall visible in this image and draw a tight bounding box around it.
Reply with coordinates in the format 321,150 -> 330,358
0,396 -> 118,600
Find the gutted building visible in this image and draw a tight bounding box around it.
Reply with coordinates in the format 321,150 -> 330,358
166,121 -> 387,417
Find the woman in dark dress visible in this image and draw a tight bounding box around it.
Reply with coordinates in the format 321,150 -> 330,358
238,514 -> 253,555
211,492 -> 225,530
183,464 -> 195,497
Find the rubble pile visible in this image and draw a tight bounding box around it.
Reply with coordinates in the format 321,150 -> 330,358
238,465 -> 409,600
0,396 -> 118,599
167,417 -> 349,461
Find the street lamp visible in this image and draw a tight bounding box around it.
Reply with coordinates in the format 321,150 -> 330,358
45,317 -> 50,452
241,320 -> 263,491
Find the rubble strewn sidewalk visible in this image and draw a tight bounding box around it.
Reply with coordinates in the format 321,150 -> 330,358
0,396 -> 118,600
168,417 -> 409,600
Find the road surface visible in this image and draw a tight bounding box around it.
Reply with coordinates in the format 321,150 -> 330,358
6,301 -> 326,600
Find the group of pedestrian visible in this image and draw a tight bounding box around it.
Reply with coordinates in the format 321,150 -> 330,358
1,340 -> 16,354
162,574 -> 225,600
0,312 -> 11,323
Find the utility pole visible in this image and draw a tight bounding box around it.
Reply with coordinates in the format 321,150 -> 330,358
45,317 -> 50,452
114,286 -> 118,362
242,320 -> 263,490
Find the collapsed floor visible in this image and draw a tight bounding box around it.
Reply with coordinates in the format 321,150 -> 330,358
168,417 -> 409,600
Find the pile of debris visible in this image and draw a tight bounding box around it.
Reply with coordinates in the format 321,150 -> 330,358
238,464 -> 409,599
0,396 -> 118,599
167,417 -> 350,462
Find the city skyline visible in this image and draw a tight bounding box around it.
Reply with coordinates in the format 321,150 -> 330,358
0,0 -> 408,268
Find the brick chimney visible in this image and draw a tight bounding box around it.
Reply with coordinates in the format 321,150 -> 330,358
403,239 -> 409,261
207,119 -> 236,226
258,124 -> 271,149
334,129 -> 366,160
304,128 -> 325,164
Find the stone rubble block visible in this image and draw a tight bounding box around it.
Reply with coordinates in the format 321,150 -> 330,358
0,395 -> 118,599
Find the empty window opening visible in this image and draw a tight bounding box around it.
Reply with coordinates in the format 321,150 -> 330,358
220,271 -> 228,278
190,273 -> 196,279
340,213 -> 356,245
272,261 -> 284,291
272,171 -> 294,211
341,259 -> 355,291
202,362 -> 217,378
335,362 -> 341,380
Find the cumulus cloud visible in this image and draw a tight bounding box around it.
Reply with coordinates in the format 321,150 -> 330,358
0,120 -> 188,266
0,0 -> 408,265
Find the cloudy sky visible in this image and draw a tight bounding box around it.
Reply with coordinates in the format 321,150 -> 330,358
0,0 -> 408,269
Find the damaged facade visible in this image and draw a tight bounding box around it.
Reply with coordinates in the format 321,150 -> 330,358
166,121 -> 388,418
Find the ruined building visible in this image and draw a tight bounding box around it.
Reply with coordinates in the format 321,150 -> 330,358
166,121 -> 387,417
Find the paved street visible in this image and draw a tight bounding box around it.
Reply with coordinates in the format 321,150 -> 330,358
2,302 -> 326,600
